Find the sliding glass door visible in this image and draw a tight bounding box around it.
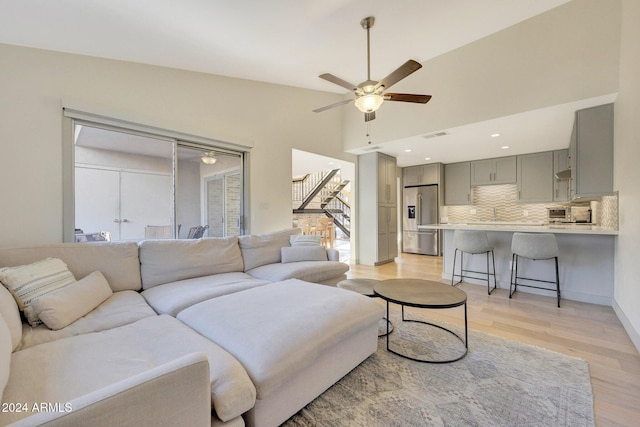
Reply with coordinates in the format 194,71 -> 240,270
71,121 -> 245,242
176,145 -> 243,239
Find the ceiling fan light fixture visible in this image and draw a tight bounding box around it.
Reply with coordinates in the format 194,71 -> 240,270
201,152 -> 217,165
354,93 -> 384,113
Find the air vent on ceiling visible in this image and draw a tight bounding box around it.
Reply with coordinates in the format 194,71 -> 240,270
422,131 -> 448,139
364,145 -> 381,151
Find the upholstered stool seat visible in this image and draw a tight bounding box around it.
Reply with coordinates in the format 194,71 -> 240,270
451,230 -> 497,295
509,232 -> 561,307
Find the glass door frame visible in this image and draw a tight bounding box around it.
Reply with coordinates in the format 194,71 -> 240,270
62,109 -> 250,242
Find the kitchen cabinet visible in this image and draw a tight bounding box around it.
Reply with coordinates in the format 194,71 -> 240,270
358,152 -> 398,265
569,103 -> 614,198
553,149 -> 570,202
403,163 -> 440,186
517,151 -> 553,203
377,153 -> 397,205
444,162 -> 472,205
471,156 -> 516,186
377,205 -> 398,263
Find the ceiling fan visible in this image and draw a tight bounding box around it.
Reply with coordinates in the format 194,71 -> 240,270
313,16 -> 432,122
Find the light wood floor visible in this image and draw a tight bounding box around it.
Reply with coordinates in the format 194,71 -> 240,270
347,253 -> 640,427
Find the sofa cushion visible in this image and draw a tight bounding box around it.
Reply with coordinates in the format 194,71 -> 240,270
0,285 -> 21,351
238,228 -> 301,271
247,261 -> 349,284
177,279 -> 384,399
139,237 -> 244,289
18,290 -> 157,351
0,316 -> 11,402
31,271 -> 113,330
141,272 -> 270,317
0,242 -> 142,292
1,315 -> 256,425
281,246 -> 328,263
0,258 -> 77,327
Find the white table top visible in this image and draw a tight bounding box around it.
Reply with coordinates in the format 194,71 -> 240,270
418,222 -> 618,235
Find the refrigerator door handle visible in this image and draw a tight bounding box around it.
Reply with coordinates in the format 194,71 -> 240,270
416,193 -> 423,226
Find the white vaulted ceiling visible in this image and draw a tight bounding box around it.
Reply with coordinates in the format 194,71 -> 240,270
0,0 -> 569,93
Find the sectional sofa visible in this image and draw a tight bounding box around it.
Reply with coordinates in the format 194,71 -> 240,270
0,229 -> 384,427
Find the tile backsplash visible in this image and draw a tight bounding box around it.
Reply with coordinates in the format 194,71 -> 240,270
442,184 -> 618,229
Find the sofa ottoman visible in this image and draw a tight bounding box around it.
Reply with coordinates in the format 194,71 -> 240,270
177,279 -> 384,427
1,315 -> 256,427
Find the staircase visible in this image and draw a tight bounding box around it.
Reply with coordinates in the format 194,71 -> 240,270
292,169 -> 351,237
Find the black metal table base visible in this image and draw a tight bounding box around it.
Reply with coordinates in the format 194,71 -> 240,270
378,317 -> 394,337
385,303 -> 468,364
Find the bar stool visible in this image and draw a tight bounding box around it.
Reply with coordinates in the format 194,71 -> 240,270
451,230 -> 497,295
509,232 -> 561,307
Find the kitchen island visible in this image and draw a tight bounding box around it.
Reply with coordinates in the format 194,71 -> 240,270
419,223 -> 617,305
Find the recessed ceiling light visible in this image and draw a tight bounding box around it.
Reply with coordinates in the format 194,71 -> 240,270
491,133 -> 501,138
501,145 -> 510,149
404,149 -> 412,153
328,162 -> 335,165
424,157 -> 431,161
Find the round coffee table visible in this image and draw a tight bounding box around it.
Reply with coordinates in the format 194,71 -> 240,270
374,278 -> 468,363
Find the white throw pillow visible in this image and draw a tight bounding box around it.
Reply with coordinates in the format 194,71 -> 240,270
30,271 -> 113,330
281,246 -> 328,263
289,235 -> 322,247
0,258 -> 76,326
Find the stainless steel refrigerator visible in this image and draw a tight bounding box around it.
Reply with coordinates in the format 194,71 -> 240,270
402,184 -> 440,255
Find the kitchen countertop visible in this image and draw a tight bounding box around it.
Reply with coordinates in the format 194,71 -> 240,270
418,222 -> 618,235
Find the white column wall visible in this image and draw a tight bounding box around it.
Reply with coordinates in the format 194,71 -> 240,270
613,0 -> 640,350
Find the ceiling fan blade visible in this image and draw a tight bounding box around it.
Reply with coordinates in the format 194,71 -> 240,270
377,60 -> 423,90
313,99 -> 353,113
384,93 -> 432,104
364,111 -> 376,122
319,73 -> 358,91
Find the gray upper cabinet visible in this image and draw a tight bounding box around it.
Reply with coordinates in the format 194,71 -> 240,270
553,149 -> 570,202
570,103 -> 614,198
402,163 -> 440,187
517,151 -> 554,203
471,156 -> 516,185
444,162 -> 471,205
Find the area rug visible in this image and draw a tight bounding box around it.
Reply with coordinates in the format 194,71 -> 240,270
283,308 -> 595,427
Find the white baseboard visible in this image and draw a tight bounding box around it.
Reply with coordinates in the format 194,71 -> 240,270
441,273 -> 612,306
612,299 -> 640,353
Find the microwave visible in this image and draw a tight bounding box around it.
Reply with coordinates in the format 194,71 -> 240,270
547,206 -> 592,223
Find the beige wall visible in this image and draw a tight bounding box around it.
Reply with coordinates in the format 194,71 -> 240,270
613,0 -> 640,349
0,43 -> 350,246
344,0 -> 621,150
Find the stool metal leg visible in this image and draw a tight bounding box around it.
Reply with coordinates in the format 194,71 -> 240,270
451,249 -> 464,287
509,253 -> 561,307
451,248 -> 458,286
555,256 -> 560,308
509,253 -> 517,298
487,250 -> 497,295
